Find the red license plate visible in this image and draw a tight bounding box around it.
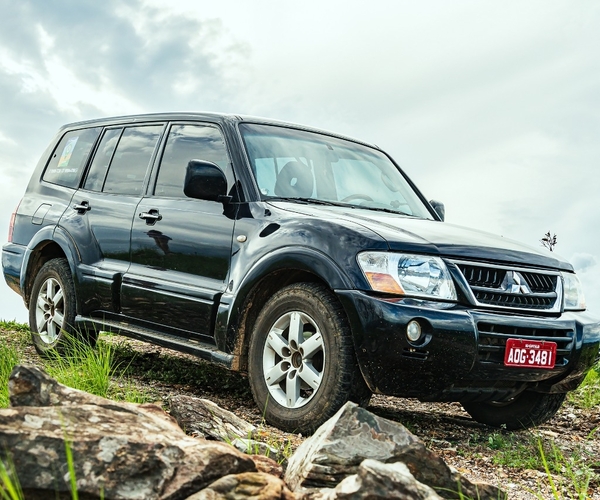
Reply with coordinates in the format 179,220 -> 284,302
504,338 -> 557,369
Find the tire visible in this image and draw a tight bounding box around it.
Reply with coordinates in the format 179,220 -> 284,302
29,258 -> 94,356
248,283 -> 369,434
461,391 -> 567,430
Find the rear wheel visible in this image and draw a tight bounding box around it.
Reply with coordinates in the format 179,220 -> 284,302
248,283 -> 369,434
461,391 -> 567,430
29,258 -> 94,356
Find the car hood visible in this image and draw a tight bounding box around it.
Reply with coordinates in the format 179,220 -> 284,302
269,202 -> 572,271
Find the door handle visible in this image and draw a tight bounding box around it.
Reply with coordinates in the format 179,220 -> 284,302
73,201 -> 91,214
139,209 -> 162,224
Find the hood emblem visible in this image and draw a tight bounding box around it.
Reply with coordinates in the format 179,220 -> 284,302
501,271 -> 532,294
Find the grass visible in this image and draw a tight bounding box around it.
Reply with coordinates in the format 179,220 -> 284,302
0,342 -> 20,408
569,362 -> 600,409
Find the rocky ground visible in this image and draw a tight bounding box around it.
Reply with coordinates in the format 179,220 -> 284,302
9,329 -> 600,500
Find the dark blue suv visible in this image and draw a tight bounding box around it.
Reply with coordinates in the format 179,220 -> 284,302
3,112 -> 599,433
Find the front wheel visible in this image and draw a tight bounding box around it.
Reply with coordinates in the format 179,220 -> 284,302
29,258 -> 93,356
248,283 -> 368,434
461,391 -> 567,430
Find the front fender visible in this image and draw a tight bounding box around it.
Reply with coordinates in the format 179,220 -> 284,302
219,246 -> 354,362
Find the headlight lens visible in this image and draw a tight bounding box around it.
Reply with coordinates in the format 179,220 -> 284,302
562,272 -> 586,311
357,252 -> 457,300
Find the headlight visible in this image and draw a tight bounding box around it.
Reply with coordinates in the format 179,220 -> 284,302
357,251 -> 457,300
562,272 -> 586,311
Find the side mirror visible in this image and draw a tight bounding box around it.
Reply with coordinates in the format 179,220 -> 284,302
184,160 -> 230,202
429,199 -> 445,221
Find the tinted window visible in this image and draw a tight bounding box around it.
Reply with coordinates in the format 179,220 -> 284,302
102,125 -> 163,195
43,128 -> 101,188
84,128 -> 122,192
154,124 -> 229,198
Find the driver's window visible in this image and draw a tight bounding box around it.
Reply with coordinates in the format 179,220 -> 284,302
154,124 -> 231,198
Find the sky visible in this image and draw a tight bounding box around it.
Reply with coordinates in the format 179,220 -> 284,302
0,0 -> 599,323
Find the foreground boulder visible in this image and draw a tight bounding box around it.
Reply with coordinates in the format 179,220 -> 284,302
284,402 -> 504,500
2,365 -> 256,500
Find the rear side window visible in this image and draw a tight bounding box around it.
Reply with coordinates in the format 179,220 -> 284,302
43,128 -> 101,188
85,125 -> 163,195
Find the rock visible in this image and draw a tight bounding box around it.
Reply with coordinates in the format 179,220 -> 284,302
2,365 -> 256,499
316,459 -> 443,499
249,455 -> 284,478
169,395 -> 256,441
187,472 -> 296,500
284,402 -> 504,500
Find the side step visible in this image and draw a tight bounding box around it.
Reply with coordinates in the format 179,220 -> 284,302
75,315 -> 234,368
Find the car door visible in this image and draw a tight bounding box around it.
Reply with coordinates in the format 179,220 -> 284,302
122,122 -> 237,342
59,124 -> 165,315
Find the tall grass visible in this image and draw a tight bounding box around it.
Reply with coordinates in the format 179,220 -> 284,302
569,362 -> 600,409
42,332 -> 116,398
0,340 -> 21,408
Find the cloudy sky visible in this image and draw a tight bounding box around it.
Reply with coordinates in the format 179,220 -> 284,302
0,0 -> 599,322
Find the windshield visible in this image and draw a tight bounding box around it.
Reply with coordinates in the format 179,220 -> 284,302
239,123 -> 434,219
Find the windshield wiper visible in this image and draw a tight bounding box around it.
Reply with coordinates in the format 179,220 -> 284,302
266,197 -> 344,207
360,206 -> 416,217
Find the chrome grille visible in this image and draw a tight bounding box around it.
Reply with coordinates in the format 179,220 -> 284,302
454,261 -> 561,312
477,322 -> 573,367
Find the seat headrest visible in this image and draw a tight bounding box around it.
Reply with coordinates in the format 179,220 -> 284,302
274,161 -> 314,198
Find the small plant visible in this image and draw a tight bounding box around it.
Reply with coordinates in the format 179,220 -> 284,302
541,231 -> 558,252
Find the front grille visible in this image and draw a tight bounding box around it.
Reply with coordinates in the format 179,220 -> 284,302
454,261 -> 561,312
477,322 -> 573,367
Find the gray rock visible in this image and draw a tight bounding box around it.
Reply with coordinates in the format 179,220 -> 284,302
317,459 -> 443,500
284,402 -> 504,500
169,395 -> 256,441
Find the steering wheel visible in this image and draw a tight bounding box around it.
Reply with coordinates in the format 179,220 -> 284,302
341,194 -> 374,203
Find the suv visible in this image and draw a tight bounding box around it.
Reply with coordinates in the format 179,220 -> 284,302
3,113 -> 599,433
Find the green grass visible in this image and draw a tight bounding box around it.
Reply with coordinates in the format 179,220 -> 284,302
569,362 -> 600,409
534,439 -> 596,500
0,342 -> 20,408
0,323 -> 25,408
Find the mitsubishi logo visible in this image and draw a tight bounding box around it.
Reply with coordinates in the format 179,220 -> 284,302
501,271 -> 532,294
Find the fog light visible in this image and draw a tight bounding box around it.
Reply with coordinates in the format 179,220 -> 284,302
406,320 -> 422,342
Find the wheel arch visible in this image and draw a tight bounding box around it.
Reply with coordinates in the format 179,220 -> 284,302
22,226 -> 80,309
225,247 -> 354,372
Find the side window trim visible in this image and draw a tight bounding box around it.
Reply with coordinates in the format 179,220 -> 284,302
81,126 -> 124,193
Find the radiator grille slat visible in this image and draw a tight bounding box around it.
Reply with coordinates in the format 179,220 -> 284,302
476,322 -> 573,366
455,262 -> 560,312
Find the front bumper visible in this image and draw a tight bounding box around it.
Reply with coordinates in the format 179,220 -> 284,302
337,290 -> 600,402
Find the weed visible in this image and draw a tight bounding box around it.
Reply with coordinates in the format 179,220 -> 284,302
533,438 -> 596,500
569,362 -> 600,409
0,455 -> 23,500
0,340 -> 21,408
